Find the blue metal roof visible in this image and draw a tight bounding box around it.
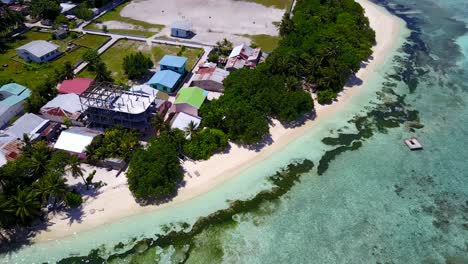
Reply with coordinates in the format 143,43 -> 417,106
0,83 -> 31,107
148,70 -> 182,88
159,55 -> 188,68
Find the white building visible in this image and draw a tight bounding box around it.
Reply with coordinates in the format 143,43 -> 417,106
170,112 -> 201,139
54,127 -> 101,159
16,40 -> 61,63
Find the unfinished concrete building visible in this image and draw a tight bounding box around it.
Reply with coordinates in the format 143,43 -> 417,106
79,82 -> 161,131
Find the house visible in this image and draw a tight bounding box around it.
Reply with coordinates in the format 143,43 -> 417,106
159,55 -> 188,74
16,40 -> 61,63
54,127 -> 101,159
40,93 -> 85,125
0,83 -> 31,127
60,3 -> 77,15
171,21 -> 193,38
4,113 -> 59,141
53,28 -> 68,40
0,136 -> 23,167
191,62 -> 229,92
80,83 -> 162,131
8,5 -> 30,15
170,112 -> 201,138
58,78 -> 94,95
147,70 -> 182,93
174,86 -> 208,117
225,43 -> 262,71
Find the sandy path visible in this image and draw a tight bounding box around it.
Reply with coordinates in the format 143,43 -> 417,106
34,0 -> 405,242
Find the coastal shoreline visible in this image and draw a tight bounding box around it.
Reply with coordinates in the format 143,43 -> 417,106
33,0 -> 406,243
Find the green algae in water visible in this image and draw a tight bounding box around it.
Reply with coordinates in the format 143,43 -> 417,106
57,160 -> 314,263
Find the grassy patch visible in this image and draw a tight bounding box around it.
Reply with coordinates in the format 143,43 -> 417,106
0,30 -> 108,89
78,40 -> 202,83
71,34 -> 110,49
241,0 -> 292,9
242,34 -> 280,52
85,2 -> 164,38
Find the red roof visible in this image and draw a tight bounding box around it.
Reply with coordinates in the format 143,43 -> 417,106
58,78 -> 93,95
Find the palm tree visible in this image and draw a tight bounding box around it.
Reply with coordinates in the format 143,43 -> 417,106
184,121 -> 198,139
151,113 -> 169,135
66,156 -> 86,187
5,188 -> 41,224
46,173 -> 68,209
21,133 -> 33,156
33,178 -> 51,204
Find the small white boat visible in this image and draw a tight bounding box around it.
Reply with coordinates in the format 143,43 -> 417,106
404,137 -> 423,150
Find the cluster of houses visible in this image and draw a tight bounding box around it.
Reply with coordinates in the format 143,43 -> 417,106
0,37 -> 264,167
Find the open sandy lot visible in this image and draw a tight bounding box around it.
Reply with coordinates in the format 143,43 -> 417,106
120,0 -> 285,44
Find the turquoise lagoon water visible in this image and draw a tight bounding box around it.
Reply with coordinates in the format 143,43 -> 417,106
2,0 -> 468,263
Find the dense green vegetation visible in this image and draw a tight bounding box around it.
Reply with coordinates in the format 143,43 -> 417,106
183,128 -> 229,160
127,132 -> 183,200
200,0 -> 374,144
30,0 -> 61,21
273,0 -> 375,103
0,141 -> 83,228
0,7 -> 24,38
122,52 -> 154,80
85,127 -> 140,163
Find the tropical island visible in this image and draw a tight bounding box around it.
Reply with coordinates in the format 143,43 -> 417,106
0,0 -> 388,249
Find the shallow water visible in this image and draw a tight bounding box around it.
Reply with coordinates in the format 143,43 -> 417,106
2,0 -> 468,263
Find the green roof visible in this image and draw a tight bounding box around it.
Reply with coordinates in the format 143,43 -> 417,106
174,87 -> 208,109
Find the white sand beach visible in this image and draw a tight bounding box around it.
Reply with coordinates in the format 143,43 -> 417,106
33,0 -> 404,242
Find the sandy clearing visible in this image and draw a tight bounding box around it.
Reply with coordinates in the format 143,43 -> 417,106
33,0 -> 406,242
121,0 -> 284,44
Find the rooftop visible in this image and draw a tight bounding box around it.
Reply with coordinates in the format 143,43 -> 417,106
0,83 -> 31,108
60,3 -> 77,13
171,20 -> 192,31
80,82 -> 158,115
58,78 -> 94,95
41,93 -> 84,120
174,87 -> 208,109
147,70 -> 181,88
170,112 -> 201,137
5,113 -> 49,140
16,40 -> 60,58
159,55 -> 188,68
194,63 -> 230,83
54,127 -> 101,154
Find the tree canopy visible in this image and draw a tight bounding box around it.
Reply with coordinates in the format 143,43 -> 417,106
122,52 -> 154,80
126,133 -> 183,200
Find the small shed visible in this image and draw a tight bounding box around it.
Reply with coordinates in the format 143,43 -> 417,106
54,29 -> 68,40
159,55 -> 188,74
170,112 -> 201,138
147,70 -> 182,93
171,21 -> 193,38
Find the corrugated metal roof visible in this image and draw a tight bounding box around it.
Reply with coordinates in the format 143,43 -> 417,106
147,70 -> 181,88
16,40 -> 60,58
171,20 -> 192,31
58,78 -> 94,95
0,83 -> 31,109
42,94 -> 84,114
54,127 -> 101,154
170,112 -> 201,137
5,113 -> 48,140
159,55 -> 188,68
174,87 -> 208,109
